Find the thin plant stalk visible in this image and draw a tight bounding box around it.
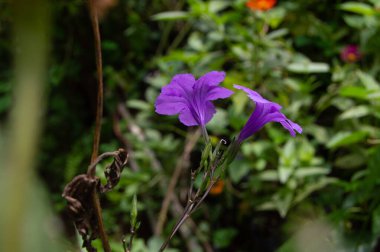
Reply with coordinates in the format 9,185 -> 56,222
86,0 -> 110,251
159,140 -> 227,251
0,1 -> 50,251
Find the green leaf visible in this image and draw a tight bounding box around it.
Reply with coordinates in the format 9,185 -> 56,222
335,153 -> 366,169
278,166 -> 293,184
273,190 -> 293,217
327,131 -> 368,149
208,1 -> 230,13
228,159 -> 251,183
151,11 -> 189,21
343,15 -> 366,28
339,86 -> 370,99
267,28 -> 289,39
213,228 -> 238,249
293,178 -> 337,205
127,100 -> 151,111
293,167 -> 330,178
206,108 -> 228,134
339,105 -> 371,120
0,95 -> 11,114
369,0 -> 380,7
266,7 -> 286,29
357,70 -> 380,91
147,237 -> 179,252
258,170 -> 279,182
340,2 -> 375,16
372,206 -> 380,236
287,62 -> 329,74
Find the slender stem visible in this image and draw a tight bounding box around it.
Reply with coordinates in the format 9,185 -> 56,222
127,228 -> 135,252
87,150 -> 120,175
1,1 -> 50,251
159,144 -> 229,251
201,125 -> 210,143
86,1 -> 110,251
91,190 -> 110,251
88,0 -> 104,166
123,226 -> 136,252
159,166 -> 210,251
159,202 -> 194,252
155,129 -> 201,235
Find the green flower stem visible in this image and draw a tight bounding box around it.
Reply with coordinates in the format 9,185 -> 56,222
0,1 -> 50,251
159,139 -> 232,251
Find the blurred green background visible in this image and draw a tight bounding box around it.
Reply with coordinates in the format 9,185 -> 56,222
1,0 -> 380,251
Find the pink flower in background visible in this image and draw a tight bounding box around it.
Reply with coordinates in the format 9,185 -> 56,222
340,45 -> 361,63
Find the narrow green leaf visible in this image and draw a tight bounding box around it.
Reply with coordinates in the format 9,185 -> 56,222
287,62 -> 329,74
340,2 -> 375,16
228,159 -> 251,183
293,167 -> 330,178
327,131 -> 368,149
339,86 -> 370,99
151,11 -> 189,21
339,105 -> 371,120
213,228 -> 238,249
208,1 -> 230,13
357,70 -> 380,91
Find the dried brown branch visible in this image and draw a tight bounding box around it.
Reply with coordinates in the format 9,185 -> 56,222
87,0 -> 104,167
63,149 -> 128,251
63,174 -> 99,251
85,0 -> 109,251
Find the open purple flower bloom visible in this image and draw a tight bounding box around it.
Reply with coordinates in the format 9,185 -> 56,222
155,71 -> 233,126
234,85 -> 302,142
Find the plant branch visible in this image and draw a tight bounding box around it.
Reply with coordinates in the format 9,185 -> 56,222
86,1 -> 109,251
155,129 -> 201,236
88,0 -> 104,167
117,103 -> 212,252
159,140 -> 227,251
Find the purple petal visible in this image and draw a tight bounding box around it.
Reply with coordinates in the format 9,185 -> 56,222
235,85 -> 302,141
155,71 -> 231,126
207,87 -> 234,100
197,71 -> 226,86
203,101 -> 217,125
178,107 -> 198,126
234,84 -> 282,110
155,95 -> 187,115
279,120 -> 303,137
169,73 -> 196,92
238,102 -> 277,141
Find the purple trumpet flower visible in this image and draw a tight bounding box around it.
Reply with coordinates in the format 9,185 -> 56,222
155,71 -> 233,127
234,85 -> 302,142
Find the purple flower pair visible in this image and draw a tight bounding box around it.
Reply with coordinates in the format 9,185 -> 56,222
155,71 -> 302,142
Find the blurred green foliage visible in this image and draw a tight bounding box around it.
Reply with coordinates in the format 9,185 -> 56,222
2,0 -> 380,251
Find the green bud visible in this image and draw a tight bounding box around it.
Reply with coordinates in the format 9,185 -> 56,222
201,142 -> 213,162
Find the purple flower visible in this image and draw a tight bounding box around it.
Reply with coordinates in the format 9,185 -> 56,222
155,71 -> 233,126
234,85 -> 302,142
340,45 -> 361,63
